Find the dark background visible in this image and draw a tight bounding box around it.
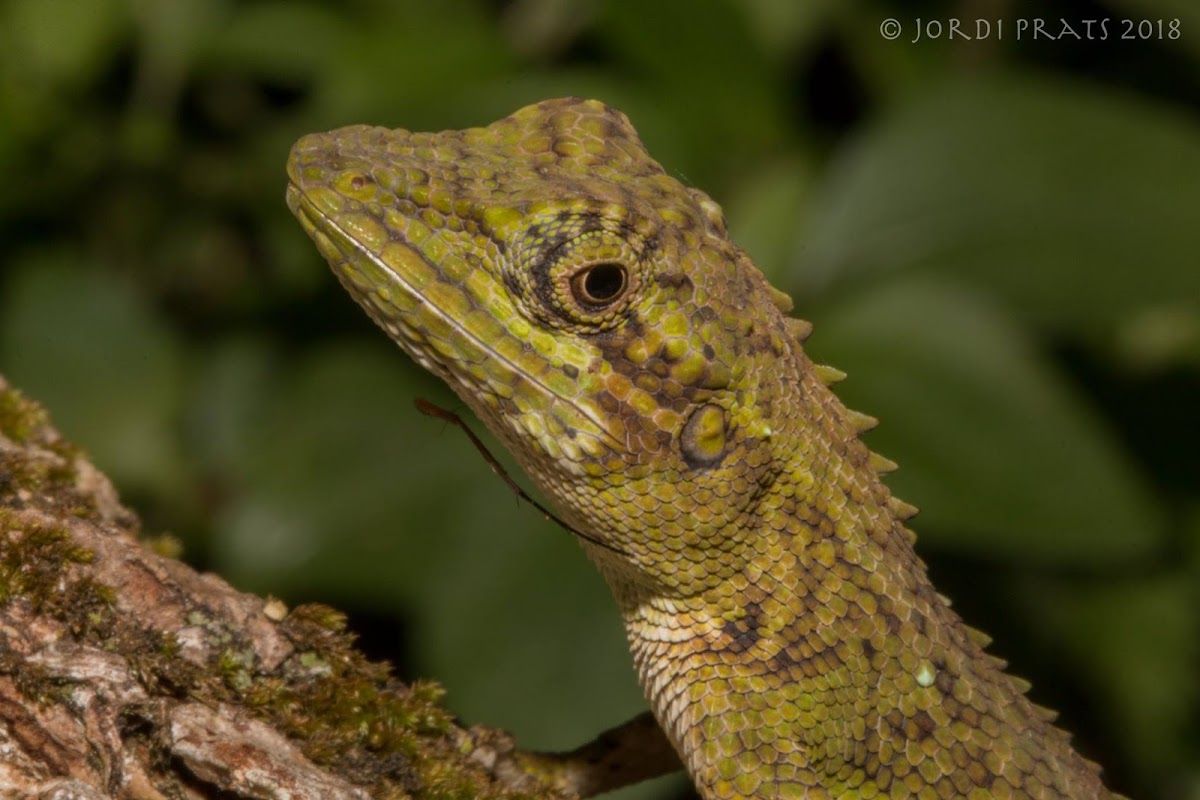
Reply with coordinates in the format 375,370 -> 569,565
1,1 -> 1197,798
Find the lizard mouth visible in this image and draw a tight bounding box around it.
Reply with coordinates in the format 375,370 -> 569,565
284,178 -> 624,459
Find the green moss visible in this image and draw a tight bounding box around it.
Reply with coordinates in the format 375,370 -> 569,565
141,532 -> 183,559
0,386 -> 48,446
0,523 -> 94,608
59,576 -> 117,640
129,629 -> 203,697
249,603 -> 478,797
139,600 -> 544,799
3,653 -> 74,708
0,447 -> 44,503
0,385 -> 95,518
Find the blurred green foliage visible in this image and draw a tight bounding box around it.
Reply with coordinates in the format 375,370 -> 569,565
2,1 -> 1198,798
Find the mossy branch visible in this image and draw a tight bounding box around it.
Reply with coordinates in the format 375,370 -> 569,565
0,374 -> 566,800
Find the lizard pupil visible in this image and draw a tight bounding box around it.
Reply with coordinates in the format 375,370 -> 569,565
573,263 -> 627,306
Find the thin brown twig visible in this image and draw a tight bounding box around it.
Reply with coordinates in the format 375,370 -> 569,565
414,398 -> 625,557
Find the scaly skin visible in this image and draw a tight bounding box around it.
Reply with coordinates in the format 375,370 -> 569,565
286,98 -> 1117,799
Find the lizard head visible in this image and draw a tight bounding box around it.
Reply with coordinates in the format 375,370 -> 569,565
287,98 -> 806,594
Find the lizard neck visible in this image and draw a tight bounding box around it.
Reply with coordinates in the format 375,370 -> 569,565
596,430 -> 1112,799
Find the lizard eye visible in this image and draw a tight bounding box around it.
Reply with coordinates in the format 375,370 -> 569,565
571,262 -> 628,307
513,216 -> 646,331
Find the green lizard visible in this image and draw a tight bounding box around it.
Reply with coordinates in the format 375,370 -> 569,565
285,98 -> 1118,800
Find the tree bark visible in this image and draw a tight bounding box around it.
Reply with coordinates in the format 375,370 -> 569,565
0,374 -> 564,800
